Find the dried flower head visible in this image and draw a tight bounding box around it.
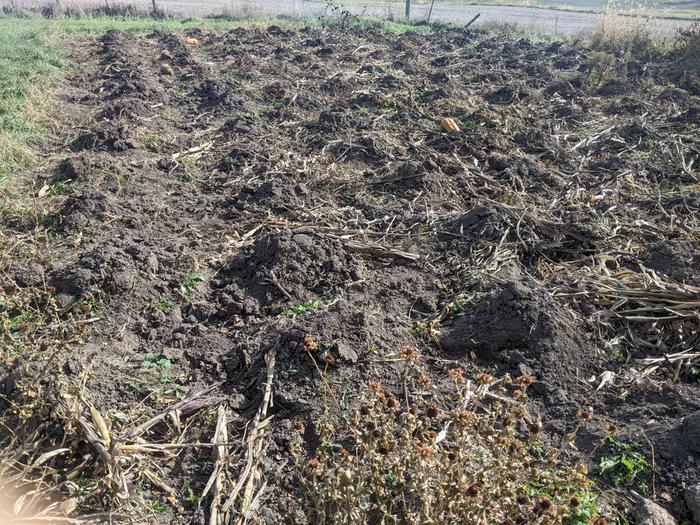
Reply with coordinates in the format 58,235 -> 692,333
377,442 -> 394,455
576,409 -> 592,422
454,410 -> 474,428
535,497 -> 554,514
476,372 -> 494,385
465,483 -> 481,497
301,334 -> 318,352
604,423 -> 619,436
448,368 -> 465,384
426,403 -> 440,419
529,418 -> 543,435
515,374 -> 535,387
416,443 -> 432,460
385,396 -> 401,413
399,346 -> 420,363
512,406 -> 527,420
292,419 -> 305,434
305,459 -> 324,477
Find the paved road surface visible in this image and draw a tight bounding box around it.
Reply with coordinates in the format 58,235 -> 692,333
12,0 -> 699,35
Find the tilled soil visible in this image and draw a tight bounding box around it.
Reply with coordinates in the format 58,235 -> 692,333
4,24 -> 700,523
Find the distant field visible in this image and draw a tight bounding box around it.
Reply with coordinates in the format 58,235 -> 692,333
5,0 -> 699,34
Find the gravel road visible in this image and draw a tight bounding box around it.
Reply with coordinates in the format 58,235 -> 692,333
14,0 -> 700,34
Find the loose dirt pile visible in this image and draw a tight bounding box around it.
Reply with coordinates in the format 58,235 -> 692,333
2,24 -> 699,523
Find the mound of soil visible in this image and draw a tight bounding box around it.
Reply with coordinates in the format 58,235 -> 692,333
642,240 -> 700,285
224,180 -> 312,218
445,205 -> 513,242
213,231 -> 364,314
441,280 -> 601,406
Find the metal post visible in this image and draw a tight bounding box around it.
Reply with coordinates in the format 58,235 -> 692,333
427,0 -> 435,23
405,0 -> 411,19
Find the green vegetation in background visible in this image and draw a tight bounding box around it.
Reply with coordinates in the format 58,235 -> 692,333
0,20 -> 61,189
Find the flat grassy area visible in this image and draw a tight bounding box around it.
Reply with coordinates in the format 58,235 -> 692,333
0,20 -> 60,189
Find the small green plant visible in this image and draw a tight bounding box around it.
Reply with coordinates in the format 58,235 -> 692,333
272,100 -> 284,110
566,491 -> 599,525
185,487 -> 200,505
147,500 -> 166,514
142,355 -> 174,383
50,180 -> 74,195
282,363 -> 299,377
408,321 -> 439,340
147,297 -> 173,313
596,437 -> 649,485
612,348 -> 626,364
143,133 -> 160,152
179,272 -> 206,299
282,299 -> 322,317
357,106 -> 371,116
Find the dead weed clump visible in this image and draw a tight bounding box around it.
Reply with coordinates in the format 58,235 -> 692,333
589,1 -> 660,58
668,22 -> 700,79
296,362 -> 602,525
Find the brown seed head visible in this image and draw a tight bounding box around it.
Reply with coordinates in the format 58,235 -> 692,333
399,346 -> 420,363
576,409 -> 592,422
417,443 -> 432,460
377,442 -> 394,455
513,406 -> 527,420
535,497 -> 553,514
301,334 -> 318,352
476,372 -> 494,385
515,374 -> 535,387
292,419 -> 305,434
448,368 -> 465,384
385,396 -> 401,413
604,423 -> 619,436
305,459 -> 324,477
454,410 -> 474,428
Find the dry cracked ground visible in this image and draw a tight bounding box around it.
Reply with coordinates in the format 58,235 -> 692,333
1,22 -> 700,524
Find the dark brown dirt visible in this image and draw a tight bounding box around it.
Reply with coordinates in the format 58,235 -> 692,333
3,24 -> 700,523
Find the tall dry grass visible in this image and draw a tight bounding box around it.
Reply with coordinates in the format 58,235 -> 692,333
589,0 -> 662,56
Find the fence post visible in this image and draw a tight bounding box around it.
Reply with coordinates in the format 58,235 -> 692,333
405,0 -> 411,18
